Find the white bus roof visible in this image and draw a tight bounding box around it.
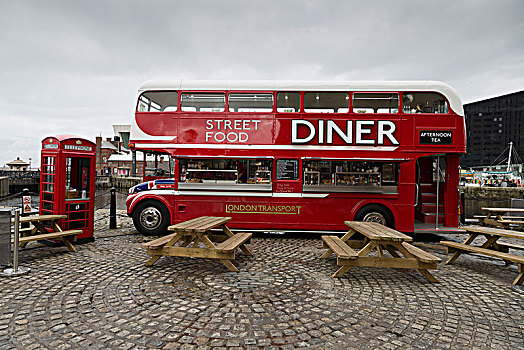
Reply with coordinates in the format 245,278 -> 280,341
138,79 -> 464,116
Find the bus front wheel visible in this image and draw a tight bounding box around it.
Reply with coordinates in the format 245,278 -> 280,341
354,205 -> 394,228
133,200 -> 170,235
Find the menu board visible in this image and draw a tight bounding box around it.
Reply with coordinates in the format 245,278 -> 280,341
276,159 -> 298,180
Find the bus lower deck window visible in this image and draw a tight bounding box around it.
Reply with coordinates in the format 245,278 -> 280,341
179,158 -> 272,185
303,160 -> 399,193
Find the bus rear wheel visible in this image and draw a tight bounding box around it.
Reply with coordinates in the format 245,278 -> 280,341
133,200 -> 170,235
354,205 -> 394,228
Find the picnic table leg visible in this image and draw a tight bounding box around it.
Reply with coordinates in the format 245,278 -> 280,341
358,241 -> 377,257
376,244 -> 384,257
60,237 -> 77,252
340,229 -> 356,242
201,235 -> 239,272
145,255 -> 162,267
446,233 -> 478,264
384,245 -> 401,258
320,249 -> 333,259
480,235 -> 500,249
220,224 -> 253,256
332,265 -> 352,278
513,264 -> 524,286
145,233 -> 184,267
395,243 -> 438,283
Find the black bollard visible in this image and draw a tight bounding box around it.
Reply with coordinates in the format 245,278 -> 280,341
460,191 -> 466,225
109,187 -> 117,229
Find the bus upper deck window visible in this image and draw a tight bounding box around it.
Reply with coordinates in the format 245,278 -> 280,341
352,93 -> 399,114
137,91 -> 177,112
181,93 -> 225,112
402,92 -> 449,114
277,92 -> 300,113
229,93 -> 273,112
305,92 -> 349,113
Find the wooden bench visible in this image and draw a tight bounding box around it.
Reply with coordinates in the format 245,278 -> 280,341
493,241 -> 524,252
321,236 -> 358,260
440,225 -> 524,285
321,222 -> 440,282
497,219 -> 524,229
215,232 -> 252,253
17,230 -> 80,244
441,241 -> 524,264
474,215 -> 524,220
142,232 -> 179,250
401,242 -> 441,264
143,216 -> 253,272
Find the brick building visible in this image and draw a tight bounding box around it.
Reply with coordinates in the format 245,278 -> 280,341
95,137 -> 121,175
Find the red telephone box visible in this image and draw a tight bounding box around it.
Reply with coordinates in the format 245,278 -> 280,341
40,135 -> 96,241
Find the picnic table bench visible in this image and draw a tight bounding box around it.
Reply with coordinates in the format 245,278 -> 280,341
142,216 -> 253,272
321,221 -> 440,282
478,207 -> 524,230
16,214 -> 80,252
441,225 -> 524,285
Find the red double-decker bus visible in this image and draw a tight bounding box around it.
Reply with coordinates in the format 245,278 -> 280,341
126,80 -> 466,235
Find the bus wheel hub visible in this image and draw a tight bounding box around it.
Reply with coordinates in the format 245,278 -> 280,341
141,207 -> 161,229
362,212 -> 386,225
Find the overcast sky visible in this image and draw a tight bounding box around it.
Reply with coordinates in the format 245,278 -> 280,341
1,0 -> 523,168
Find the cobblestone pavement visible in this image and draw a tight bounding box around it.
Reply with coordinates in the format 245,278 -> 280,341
0,210 -> 522,349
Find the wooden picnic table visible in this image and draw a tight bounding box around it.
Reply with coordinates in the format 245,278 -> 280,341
479,207 -> 524,230
321,221 -> 440,282
142,216 -> 253,272
441,225 -> 524,285
16,214 -> 80,252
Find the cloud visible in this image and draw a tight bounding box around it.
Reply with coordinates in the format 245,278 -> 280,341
0,0 -> 523,166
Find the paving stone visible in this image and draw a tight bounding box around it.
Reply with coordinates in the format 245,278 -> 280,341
0,209 -> 520,349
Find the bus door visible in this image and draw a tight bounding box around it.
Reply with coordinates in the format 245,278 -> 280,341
415,155 -> 445,228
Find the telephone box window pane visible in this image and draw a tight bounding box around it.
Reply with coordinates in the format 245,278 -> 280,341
181,93 -> 225,112
42,192 -> 53,202
42,202 -> 53,211
353,93 -> 399,114
402,92 -> 448,114
137,91 -> 178,112
305,92 -> 349,113
65,157 -> 91,200
277,92 -> 300,113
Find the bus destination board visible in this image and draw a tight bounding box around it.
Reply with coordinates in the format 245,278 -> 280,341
419,130 -> 453,145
